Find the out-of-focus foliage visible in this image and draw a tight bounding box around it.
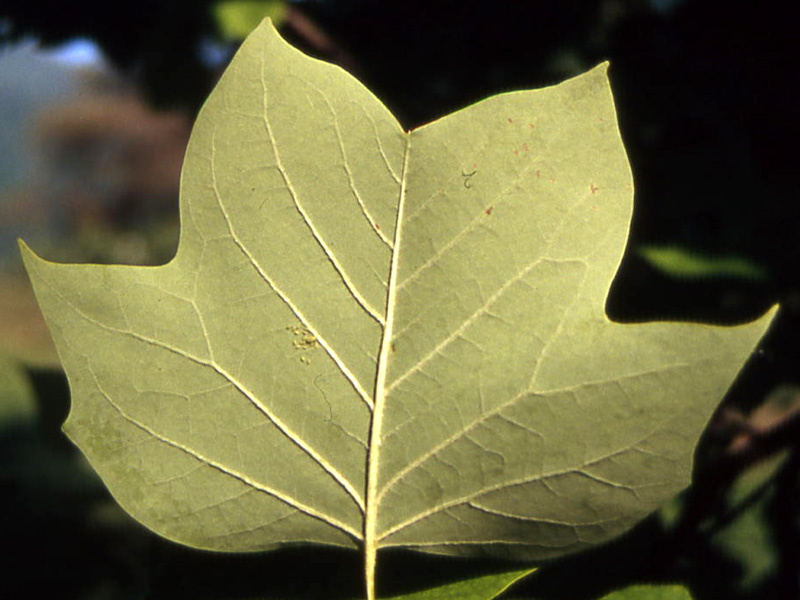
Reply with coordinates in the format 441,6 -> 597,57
596,584 -> 693,600
711,451 -> 785,591
214,0 -> 289,40
0,356 -> 35,422
638,245 -> 767,282
384,567 -> 536,600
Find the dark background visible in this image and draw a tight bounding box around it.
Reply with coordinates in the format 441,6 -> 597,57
0,1 -> 798,598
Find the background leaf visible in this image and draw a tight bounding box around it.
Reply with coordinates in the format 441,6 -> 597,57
638,245 -> 767,281
598,584 -> 693,600
214,1 -> 289,40
0,356 -> 36,423
382,567 -> 536,600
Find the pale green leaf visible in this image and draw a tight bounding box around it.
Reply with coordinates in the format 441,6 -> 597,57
599,584 -> 693,600
20,19 -> 775,600
384,567 -> 536,600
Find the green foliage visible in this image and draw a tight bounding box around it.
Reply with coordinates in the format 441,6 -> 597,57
597,584 -> 693,600
638,245 -> 767,281
384,568 -> 536,600
21,20 -> 774,600
0,357 -> 36,424
214,0 -> 288,39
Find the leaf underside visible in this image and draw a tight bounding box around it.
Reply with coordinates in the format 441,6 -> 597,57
22,18 -> 773,598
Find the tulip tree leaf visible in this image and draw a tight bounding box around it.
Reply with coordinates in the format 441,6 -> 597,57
21,19 -> 774,600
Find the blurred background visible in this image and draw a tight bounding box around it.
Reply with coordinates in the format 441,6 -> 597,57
0,1 -> 798,598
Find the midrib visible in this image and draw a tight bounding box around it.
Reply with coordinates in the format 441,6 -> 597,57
364,133 -> 411,600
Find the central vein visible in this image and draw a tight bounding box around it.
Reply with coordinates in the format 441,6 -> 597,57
364,133 -> 411,600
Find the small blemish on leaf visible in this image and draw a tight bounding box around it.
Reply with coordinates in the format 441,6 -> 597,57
287,324 -> 320,350
390,342 -> 397,353
507,117 -> 514,124
529,123 -> 536,129
485,206 -> 494,216
523,143 -> 529,153
590,183 -> 599,194
462,169 -> 477,189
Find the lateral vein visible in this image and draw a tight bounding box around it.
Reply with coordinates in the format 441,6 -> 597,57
364,112 -> 402,184
210,131 -> 374,412
387,258 -> 578,393
379,361 -> 690,505
91,372 -> 362,541
259,58 -> 385,325
35,267 -> 366,513
376,396 -> 687,543
388,184 -> 600,395
466,502 -> 626,527
305,81 -> 394,249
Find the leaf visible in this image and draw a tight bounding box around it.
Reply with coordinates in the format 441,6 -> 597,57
0,356 -> 36,425
598,584 -> 693,600
214,1 -> 288,40
383,567 -> 536,600
20,19 -> 774,600
711,448 -> 788,591
637,244 -> 767,281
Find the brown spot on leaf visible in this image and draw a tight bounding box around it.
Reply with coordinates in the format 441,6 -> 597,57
485,206 -> 494,216
507,117 -> 514,124
590,183 -> 599,194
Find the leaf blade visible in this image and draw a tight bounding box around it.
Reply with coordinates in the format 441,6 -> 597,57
20,18 -> 776,599
383,567 -> 536,600
372,65 -> 774,556
18,19 -> 411,552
